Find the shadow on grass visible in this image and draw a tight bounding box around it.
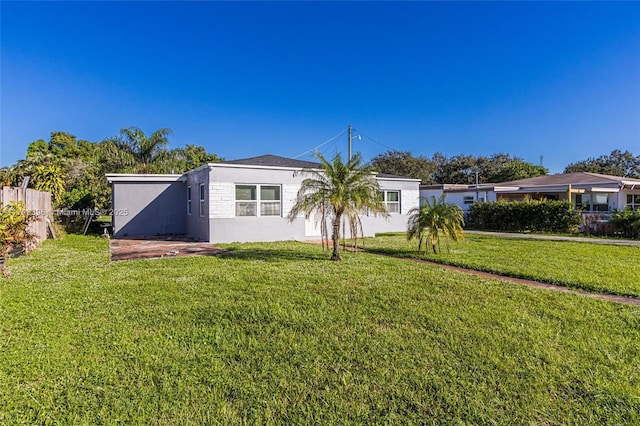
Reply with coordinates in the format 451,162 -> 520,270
219,245 -> 333,263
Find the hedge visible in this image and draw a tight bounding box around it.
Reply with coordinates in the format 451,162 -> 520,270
467,199 -> 582,233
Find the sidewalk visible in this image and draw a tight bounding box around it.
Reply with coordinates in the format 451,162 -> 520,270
466,230 -> 640,246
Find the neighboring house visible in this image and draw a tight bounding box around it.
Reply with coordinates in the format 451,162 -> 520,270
420,172 -> 640,214
107,155 -> 420,243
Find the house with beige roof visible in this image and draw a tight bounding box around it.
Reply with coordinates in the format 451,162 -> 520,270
420,172 -> 640,214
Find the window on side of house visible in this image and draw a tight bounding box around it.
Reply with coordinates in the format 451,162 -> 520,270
187,186 -> 192,215
575,194 -> 589,210
235,184 -> 282,217
463,196 -> 474,205
627,194 -> 640,211
260,185 -> 281,216
591,193 -> 609,212
381,190 -> 400,213
576,193 -> 610,212
236,185 -> 257,216
199,184 -> 205,217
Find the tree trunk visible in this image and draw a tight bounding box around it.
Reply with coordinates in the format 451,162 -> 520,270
331,213 -> 342,261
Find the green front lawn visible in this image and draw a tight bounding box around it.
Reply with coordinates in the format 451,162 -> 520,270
1,236 -> 638,424
361,233 -> 640,298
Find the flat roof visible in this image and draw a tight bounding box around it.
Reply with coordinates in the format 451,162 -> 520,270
106,174 -> 186,183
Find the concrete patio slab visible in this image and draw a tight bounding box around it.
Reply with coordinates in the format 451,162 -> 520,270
110,237 -> 225,261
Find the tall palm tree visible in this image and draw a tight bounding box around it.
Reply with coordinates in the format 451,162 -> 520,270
407,194 -> 465,254
288,152 -> 388,261
111,127 -> 173,173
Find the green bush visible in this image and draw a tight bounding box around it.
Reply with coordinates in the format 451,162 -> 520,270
609,209 -> 640,239
0,201 -> 37,278
468,199 -> 581,233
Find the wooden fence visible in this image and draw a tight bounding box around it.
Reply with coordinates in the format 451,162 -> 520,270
1,186 -> 53,242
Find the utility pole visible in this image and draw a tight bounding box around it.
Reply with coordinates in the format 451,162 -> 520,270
348,124 -> 352,161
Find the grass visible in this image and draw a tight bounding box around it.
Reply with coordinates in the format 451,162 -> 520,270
361,233 -> 640,298
0,235 -> 638,424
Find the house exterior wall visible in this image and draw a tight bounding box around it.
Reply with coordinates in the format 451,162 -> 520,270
419,187 -> 496,213
360,179 -> 420,235
110,164 -> 421,244
203,166 -> 420,243
205,165 -> 308,243
185,167 -> 210,241
111,181 -> 186,238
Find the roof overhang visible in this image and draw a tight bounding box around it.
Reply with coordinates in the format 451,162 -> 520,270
209,163 -> 323,172
106,174 -> 186,183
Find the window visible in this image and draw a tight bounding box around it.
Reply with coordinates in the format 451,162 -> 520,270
463,196 -> 474,205
260,186 -> 281,216
627,194 -> 640,211
199,184 -> 205,217
187,186 -> 192,215
576,193 -> 610,212
381,190 -> 400,213
591,193 -> 609,212
575,194 -> 589,210
235,184 -> 281,217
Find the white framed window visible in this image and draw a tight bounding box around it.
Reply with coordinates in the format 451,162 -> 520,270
627,194 -> 640,211
381,190 -> 400,214
199,184 -> 205,217
187,186 -> 192,215
463,196 -> 474,205
576,193 -> 610,212
235,184 -> 281,217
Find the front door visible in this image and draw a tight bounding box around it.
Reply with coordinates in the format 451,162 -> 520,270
305,212 -> 322,237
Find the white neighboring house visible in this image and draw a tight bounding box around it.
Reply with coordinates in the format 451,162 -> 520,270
420,172 -> 640,215
107,154 -> 420,243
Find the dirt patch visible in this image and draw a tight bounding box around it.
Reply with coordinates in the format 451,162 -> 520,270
110,237 -> 225,261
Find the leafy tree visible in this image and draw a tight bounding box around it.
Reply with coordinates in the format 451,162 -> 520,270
167,144 -> 224,173
407,194 -> 464,254
26,139 -> 49,159
288,152 -> 388,261
430,152 -> 547,184
371,150 -> 436,184
564,149 -> 640,178
32,164 -> 65,203
486,159 -> 547,183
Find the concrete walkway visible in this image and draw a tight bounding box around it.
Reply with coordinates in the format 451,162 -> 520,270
466,230 -> 640,246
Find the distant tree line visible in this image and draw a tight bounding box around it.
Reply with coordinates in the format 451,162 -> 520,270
0,127 -> 223,210
371,149 -> 639,185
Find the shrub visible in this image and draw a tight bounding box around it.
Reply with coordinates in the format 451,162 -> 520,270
609,208 -> 640,239
468,199 -> 581,233
0,201 -> 38,278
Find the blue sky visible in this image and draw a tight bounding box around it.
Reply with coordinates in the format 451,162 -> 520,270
1,1 -> 639,173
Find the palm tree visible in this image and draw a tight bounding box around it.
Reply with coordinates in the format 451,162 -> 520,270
288,152 -> 389,261
110,127 -> 173,173
407,194 -> 465,254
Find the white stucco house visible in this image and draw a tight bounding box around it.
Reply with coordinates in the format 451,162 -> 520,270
420,172 -> 640,215
106,155 -> 420,243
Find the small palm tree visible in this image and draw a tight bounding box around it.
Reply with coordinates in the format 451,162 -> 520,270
288,152 -> 388,261
407,195 -> 464,254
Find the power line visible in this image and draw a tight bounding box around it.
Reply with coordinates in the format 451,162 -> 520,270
293,128 -> 347,159
354,128 -> 399,153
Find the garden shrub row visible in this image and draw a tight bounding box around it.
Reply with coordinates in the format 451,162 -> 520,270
467,199 -> 582,233
609,209 -> 640,239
